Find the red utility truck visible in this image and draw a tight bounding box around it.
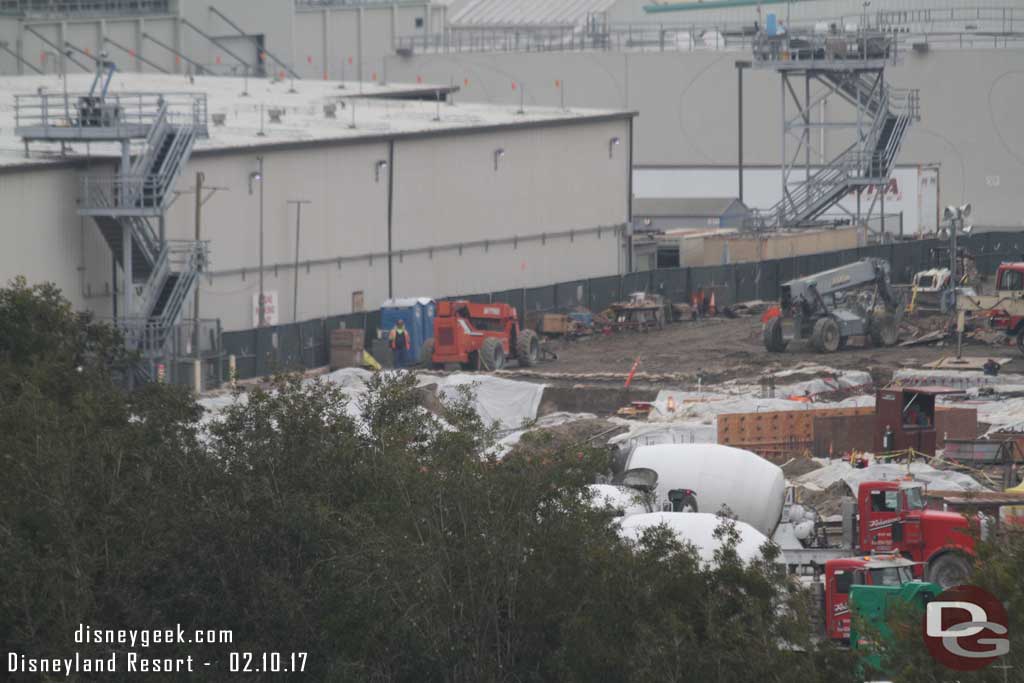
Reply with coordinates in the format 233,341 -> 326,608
785,479 -> 975,590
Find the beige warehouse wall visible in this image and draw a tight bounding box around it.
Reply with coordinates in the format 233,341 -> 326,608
0,164 -> 114,317
147,118 -> 627,331
292,4 -> 437,82
383,48 -> 1024,228
392,229 -> 624,301
391,119 -> 630,251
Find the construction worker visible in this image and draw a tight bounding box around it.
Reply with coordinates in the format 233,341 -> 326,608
389,319 -> 411,367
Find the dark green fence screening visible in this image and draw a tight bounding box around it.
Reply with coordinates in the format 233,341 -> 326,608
222,232 -> 1024,380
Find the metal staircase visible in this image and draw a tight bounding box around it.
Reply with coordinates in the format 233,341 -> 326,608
15,62 -> 208,379
747,27 -> 919,231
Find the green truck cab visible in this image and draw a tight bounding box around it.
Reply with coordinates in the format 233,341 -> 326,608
848,580 -> 941,673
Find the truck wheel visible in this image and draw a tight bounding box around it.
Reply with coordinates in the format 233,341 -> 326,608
480,337 -> 505,371
927,553 -> 972,590
763,316 -> 787,352
461,351 -> 479,372
811,317 -> 841,353
420,338 -> 443,370
516,329 -> 540,367
870,314 -> 899,347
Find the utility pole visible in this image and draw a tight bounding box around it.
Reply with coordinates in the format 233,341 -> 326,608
248,156 -> 266,326
190,171 -> 227,356
287,199 -> 312,323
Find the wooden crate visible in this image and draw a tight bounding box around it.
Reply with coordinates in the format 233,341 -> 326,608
330,328 -> 365,369
330,328 -> 365,352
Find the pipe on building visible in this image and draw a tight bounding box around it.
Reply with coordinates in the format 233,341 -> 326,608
386,139 -> 395,299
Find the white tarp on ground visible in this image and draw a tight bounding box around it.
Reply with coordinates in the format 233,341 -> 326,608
796,458 -> 986,494
200,369 -> 546,432
587,484 -> 653,517
617,512 -> 774,565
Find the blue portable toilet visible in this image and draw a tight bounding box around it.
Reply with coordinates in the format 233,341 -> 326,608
766,13 -> 777,36
380,297 -> 435,363
421,299 -> 436,345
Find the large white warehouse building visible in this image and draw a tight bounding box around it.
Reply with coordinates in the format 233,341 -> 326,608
0,73 -> 633,335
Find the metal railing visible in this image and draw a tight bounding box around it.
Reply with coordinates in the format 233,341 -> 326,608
14,91 -> 207,138
80,122 -> 197,212
136,243 -> 171,320
0,0 -> 171,16
297,0 -> 419,6
396,20 -> 1024,55
878,6 -> 1019,33
752,28 -> 896,66
116,240 -> 207,356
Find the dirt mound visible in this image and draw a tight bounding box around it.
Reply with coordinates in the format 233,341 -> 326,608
505,418 -> 627,461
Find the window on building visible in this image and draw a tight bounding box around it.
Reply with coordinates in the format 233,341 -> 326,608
415,17 -> 424,29
352,291 -> 364,313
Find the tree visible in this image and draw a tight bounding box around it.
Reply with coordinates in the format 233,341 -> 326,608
855,526 -> 1024,682
1,280 -> 855,682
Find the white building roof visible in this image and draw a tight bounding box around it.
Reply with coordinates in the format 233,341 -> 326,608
451,0 -> 618,27
0,73 -> 631,169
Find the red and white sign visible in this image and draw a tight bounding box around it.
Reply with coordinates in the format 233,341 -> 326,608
253,290 -> 279,327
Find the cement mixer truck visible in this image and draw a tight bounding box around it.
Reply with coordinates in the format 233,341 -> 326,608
620,444 -> 976,588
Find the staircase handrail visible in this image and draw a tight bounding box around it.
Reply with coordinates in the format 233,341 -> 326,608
128,100 -> 169,178
135,243 -> 171,320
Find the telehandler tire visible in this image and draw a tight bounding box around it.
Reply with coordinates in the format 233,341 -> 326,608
870,314 -> 899,347
811,317 -> 841,353
480,337 -> 505,371
516,329 -> 540,367
763,316 -> 787,352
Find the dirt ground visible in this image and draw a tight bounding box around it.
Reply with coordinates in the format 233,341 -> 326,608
533,314 -> 1024,386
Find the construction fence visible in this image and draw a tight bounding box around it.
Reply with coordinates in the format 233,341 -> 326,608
221,230 -> 1024,382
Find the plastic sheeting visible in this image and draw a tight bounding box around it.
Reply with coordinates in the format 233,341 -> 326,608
617,512 -> 773,565
587,484 -> 653,517
796,458 -> 986,494
200,368 -> 547,433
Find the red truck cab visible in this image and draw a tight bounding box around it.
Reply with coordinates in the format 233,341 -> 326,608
855,480 -> 975,587
824,554 -> 915,642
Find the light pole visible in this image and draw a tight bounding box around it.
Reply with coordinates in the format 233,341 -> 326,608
287,199 -> 311,323
942,202 -> 972,358
249,157 -> 265,326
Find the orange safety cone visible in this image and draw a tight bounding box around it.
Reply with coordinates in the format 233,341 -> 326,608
624,356 -> 641,388
709,291 -> 717,316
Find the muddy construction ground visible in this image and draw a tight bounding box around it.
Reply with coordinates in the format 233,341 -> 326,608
519,315 -> 1024,388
